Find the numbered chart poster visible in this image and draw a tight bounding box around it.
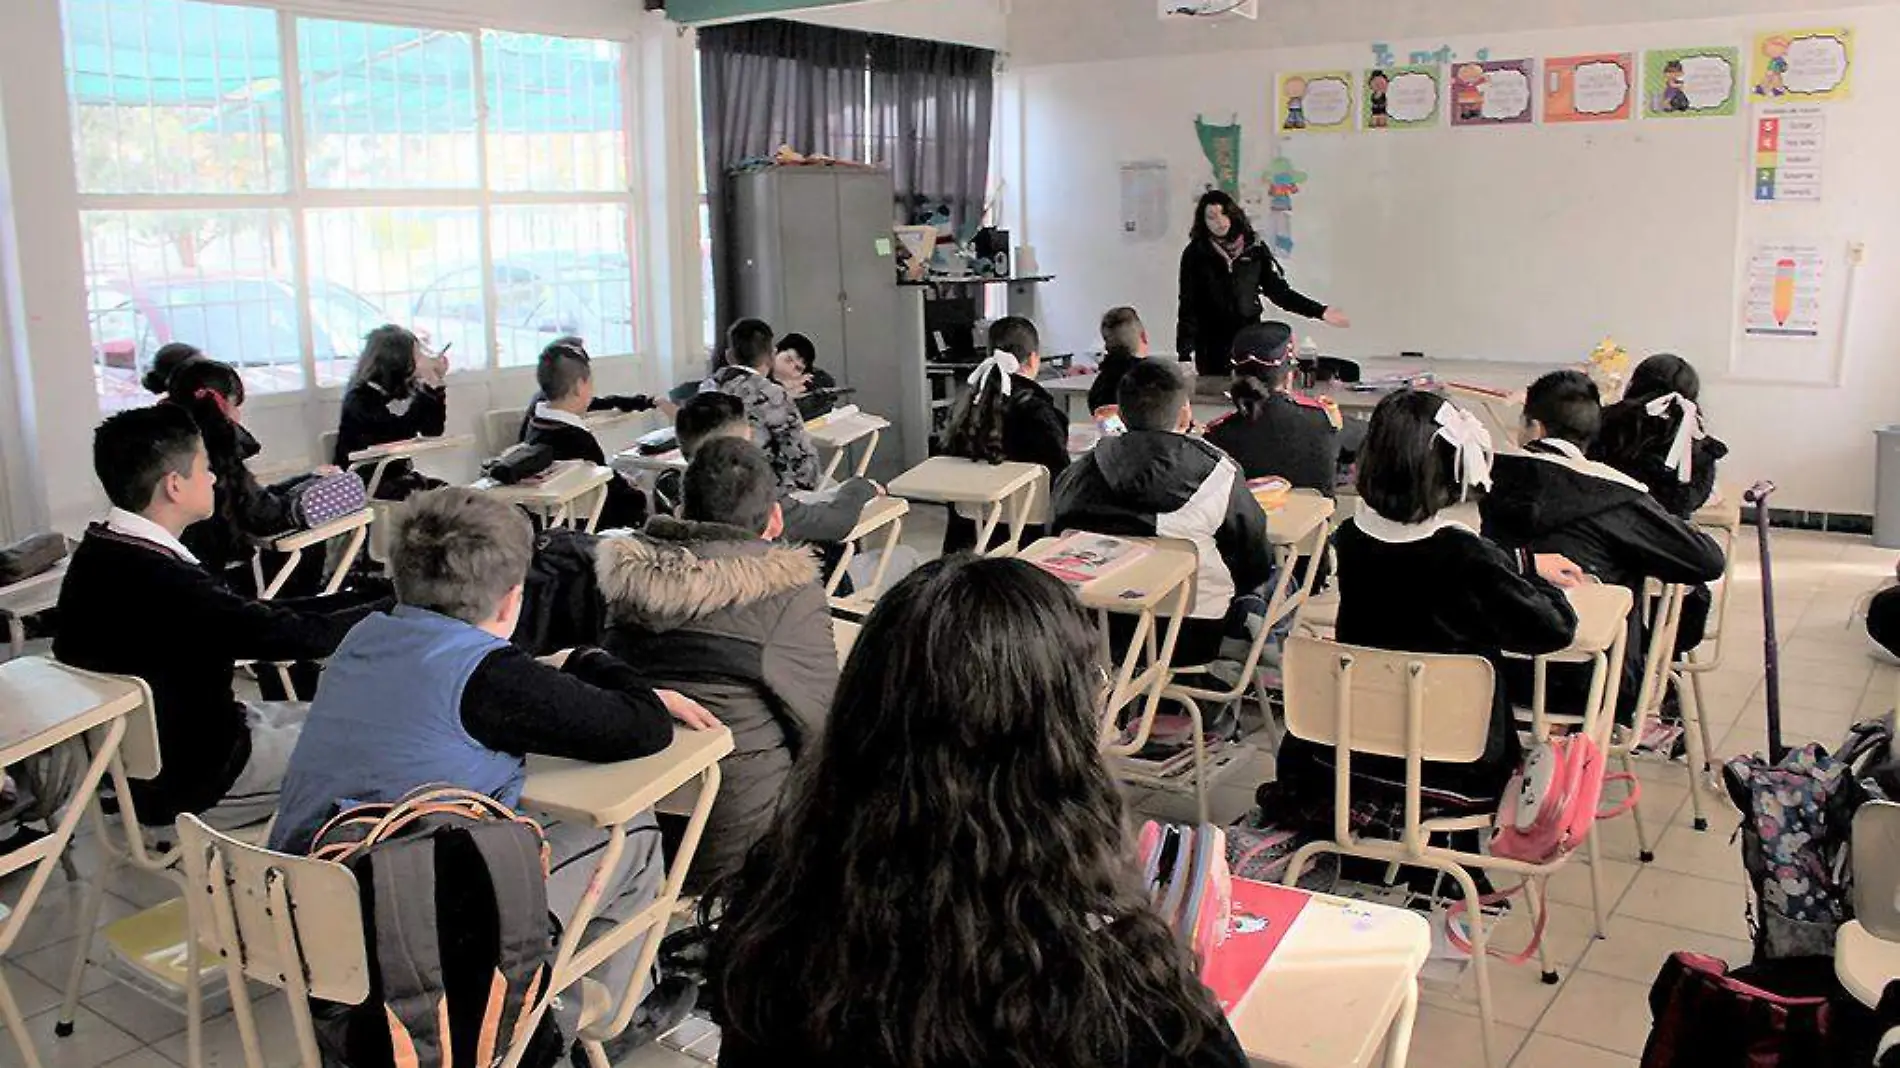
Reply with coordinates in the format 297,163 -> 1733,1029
1279,71 -> 1354,134
1365,64 -> 1440,131
1751,29 -> 1852,101
1450,58 -> 1535,126
1546,53 -> 1635,123
1643,46 -> 1741,119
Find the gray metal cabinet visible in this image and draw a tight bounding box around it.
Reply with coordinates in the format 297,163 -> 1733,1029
731,166 -> 917,479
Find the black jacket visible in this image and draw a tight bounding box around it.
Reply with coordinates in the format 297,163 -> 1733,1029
514,391 -> 657,444
947,373 -> 1071,478
181,420 -> 299,575
53,526 -> 389,824
334,382 -> 448,498
1177,236 -> 1326,376
521,414 -> 647,530
1052,431 -> 1273,622
1089,348 -> 1141,413
1204,393 -> 1342,496
1593,401 -> 1730,520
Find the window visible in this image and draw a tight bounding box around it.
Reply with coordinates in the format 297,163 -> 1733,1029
64,0 -> 639,410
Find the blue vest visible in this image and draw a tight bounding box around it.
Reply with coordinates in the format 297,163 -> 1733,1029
271,606 -> 519,854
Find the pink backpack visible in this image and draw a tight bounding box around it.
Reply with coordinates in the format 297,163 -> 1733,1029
1447,733 -> 1639,961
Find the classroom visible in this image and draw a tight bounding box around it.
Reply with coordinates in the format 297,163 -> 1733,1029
2,0 -> 1899,1067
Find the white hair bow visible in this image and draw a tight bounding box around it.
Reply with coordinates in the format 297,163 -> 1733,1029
1435,403 -> 1494,497
968,351 -> 1021,397
1644,392 -> 1705,484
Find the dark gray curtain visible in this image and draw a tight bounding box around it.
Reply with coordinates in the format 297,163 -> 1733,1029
868,35 -> 995,238
699,20 -> 871,349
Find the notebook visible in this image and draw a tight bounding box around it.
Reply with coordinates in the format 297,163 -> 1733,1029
1201,877 -> 1312,1011
1031,532 -> 1151,587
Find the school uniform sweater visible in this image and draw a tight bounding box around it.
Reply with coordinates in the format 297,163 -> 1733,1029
942,374 -> 1072,554
1088,347 -> 1141,413
1204,392 -> 1343,497
514,391 -> 658,444
52,526 -> 391,824
1593,400 -> 1730,521
334,381 -> 449,498
1277,506 -> 1578,806
179,419 -> 299,576
521,405 -> 647,530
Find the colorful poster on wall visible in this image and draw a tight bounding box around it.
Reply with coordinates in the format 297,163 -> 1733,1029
1263,155 -> 1306,257
1751,29 -> 1852,101
1743,241 -> 1825,339
1545,53 -> 1635,123
1643,47 -> 1740,119
1279,71 -> 1354,133
1449,59 -> 1535,126
1366,64 -> 1440,130
1753,105 -> 1825,202
1194,116 -> 1240,196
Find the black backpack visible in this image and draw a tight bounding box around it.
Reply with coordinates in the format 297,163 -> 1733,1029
307,788 -> 566,1068
515,530 -> 604,657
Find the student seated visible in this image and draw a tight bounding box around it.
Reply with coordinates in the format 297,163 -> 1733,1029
675,392 -> 879,547
1089,305 -> 1148,414
1275,391 -> 1580,816
1203,321 -> 1344,496
772,332 -> 840,421
142,341 -> 207,396
940,315 -> 1070,553
706,554 -> 1248,1068
272,488 -> 714,1016
54,405 -> 392,830
522,340 -> 650,530
710,318 -> 822,494
164,359 -> 303,583
597,438 -> 836,892
1053,357 -> 1272,666
1482,370 -> 1726,721
514,337 -> 663,443
333,324 -> 449,499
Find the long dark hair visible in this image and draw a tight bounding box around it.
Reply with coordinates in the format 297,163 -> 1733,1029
347,324 -> 420,396
945,318 -> 1038,465
165,358 -> 248,460
706,555 -> 1230,1068
1356,389 -> 1463,524
1594,353 -> 1702,472
143,342 -> 205,395
1190,189 -> 1256,246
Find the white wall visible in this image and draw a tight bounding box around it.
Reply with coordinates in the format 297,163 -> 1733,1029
786,0 -> 1007,50
1004,3 -> 1900,514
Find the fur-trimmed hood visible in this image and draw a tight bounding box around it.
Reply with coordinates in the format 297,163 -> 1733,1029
594,516 -> 820,633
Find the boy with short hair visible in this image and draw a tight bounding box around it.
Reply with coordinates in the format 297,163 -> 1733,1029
597,438 -> 836,891
1090,306 -> 1148,414
710,319 -> 822,493
522,340 -> 660,529
514,336 -> 662,443
54,405 -> 391,829
1052,358 -> 1274,664
674,392 -> 879,546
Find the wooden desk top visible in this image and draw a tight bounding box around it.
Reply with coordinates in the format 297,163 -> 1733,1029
889,457 -> 1043,506
1019,538 -> 1198,613
1562,583 -> 1635,655
522,725 -> 734,829
805,408 -> 890,448
347,434 -> 475,464
842,495 -> 909,542
0,658 -> 143,767
1695,485 -> 1742,531
1264,494 -> 1335,547
266,509 -> 374,554
1042,361 -> 1198,394
475,462 -> 614,506
613,447 -> 688,475
833,620 -> 860,667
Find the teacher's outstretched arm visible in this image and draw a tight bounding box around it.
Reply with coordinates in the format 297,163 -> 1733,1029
1260,251 -> 1351,328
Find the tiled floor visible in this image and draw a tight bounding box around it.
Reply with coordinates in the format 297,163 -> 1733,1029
4,522 -> 1894,1068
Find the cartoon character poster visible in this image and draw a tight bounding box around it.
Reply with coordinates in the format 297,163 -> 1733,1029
1263,155 -> 1306,256
1545,53 -> 1635,123
1449,58 -> 1535,126
1751,29 -> 1852,101
1278,71 -> 1354,133
1643,47 -> 1740,119
1365,64 -> 1440,130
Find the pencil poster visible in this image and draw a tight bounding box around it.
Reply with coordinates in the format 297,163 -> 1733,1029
1743,242 -> 1824,339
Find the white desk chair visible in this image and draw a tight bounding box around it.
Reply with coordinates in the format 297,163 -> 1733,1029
1673,493 -> 1742,824
482,406 -> 524,456
1608,582 -> 1698,857
0,561 -> 68,661
1839,801 -> 1900,1008
888,457 -> 1046,558
825,495 -> 909,615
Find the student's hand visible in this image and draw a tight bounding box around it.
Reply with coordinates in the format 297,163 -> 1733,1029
1323,307 -> 1352,329
314,464 -> 342,477
658,689 -> 721,731
657,400 -> 679,419
1534,554 -> 1587,589
539,649 -> 574,670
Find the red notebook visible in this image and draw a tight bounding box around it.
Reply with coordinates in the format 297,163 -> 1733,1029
1201,877 -> 1312,1012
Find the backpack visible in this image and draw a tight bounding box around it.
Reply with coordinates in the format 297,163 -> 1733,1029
1640,952 -> 1838,1067
1723,717 -> 1895,962
286,470 -> 369,529
483,444 -> 555,486
1138,821 -> 1234,968
513,530 -> 603,657
1446,733 -> 1638,962
307,787 -> 566,1068
0,532 -> 67,585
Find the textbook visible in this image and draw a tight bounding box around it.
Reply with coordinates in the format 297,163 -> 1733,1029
1248,476 -> 1292,511
1202,877 -> 1311,1011
1030,532 -> 1150,587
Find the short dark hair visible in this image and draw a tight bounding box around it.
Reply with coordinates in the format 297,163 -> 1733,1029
143,342 -> 205,395
683,436 -> 777,534
727,319 -> 776,369
93,403 -> 203,512
1099,307 -> 1142,355
989,317 -> 1040,363
676,392 -> 750,457
1117,358 -> 1188,432
1356,390 -> 1461,524
1523,370 -> 1602,446
536,341 -> 592,402
390,488 -> 535,624
776,332 -> 818,370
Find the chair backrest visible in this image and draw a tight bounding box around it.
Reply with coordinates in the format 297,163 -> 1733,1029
317,430 -> 340,469
1854,801 -> 1900,941
176,814 -> 370,1006
481,407 -> 522,457
47,660 -> 161,781
1281,635 -> 1495,765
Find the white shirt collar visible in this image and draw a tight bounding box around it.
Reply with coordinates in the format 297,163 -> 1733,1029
1351,499 -> 1479,545
105,507 -> 200,565
533,401 -> 591,431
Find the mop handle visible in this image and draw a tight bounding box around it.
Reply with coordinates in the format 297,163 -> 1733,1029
1743,481 -> 1787,763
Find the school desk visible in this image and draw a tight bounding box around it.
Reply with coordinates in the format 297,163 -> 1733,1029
833,619 -> 860,666
474,460 -> 617,533
1837,920 -> 1900,1009
345,434 -> 476,497
889,457 -> 1046,557
1224,885 -> 1432,1068
806,407 -> 891,481
1693,484 -> 1742,531
0,659 -> 141,1068
610,446 -> 688,517
255,508 -> 374,598
516,724 -> 733,1062
0,561 -> 67,660
1042,362 -> 1199,419
826,494 -> 910,614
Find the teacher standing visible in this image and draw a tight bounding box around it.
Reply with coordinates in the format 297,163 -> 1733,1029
1176,190 -> 1349,378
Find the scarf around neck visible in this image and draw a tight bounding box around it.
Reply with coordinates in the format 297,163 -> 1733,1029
1213,231 -> 1248,265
